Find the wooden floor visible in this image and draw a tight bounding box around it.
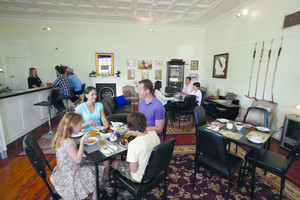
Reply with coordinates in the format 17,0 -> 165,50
0,111 -> 298,200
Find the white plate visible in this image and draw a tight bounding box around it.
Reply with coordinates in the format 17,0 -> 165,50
101,144 -> 118,154
119,141 -> 127,147
71,131 -> 85,138
216,118 -> 229,123
84,137 -> 98,145
248,137 -> 264,144
109,135 -> 118,142
256,126 -> 270,132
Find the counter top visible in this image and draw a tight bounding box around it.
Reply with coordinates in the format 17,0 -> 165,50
0,86 -> 51,99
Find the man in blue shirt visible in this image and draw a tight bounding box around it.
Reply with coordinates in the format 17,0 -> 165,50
66,67 -> 82,104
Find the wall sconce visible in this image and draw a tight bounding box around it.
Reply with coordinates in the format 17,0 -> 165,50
149,29 -> 158,32
296,104 -> 300,117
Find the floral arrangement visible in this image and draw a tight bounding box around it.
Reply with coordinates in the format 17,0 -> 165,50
225,91 -> 237,101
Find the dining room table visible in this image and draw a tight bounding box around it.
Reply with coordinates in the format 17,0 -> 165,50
200,119 -> 275,200
83,126 -> 130,200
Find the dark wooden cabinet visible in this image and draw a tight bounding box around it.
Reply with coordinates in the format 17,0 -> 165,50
166,60 -> 185,92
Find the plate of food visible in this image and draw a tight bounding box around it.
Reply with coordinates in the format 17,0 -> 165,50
248,136 -> 264,144
256,126 -> 270,132
71,131 -> 85,138
119,139 -> 127,147
109,134 -> 118,142
216,118 -> 229,123
84,137 -> 98,145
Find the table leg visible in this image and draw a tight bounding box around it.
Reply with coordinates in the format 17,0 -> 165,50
95,164 -> 100,200
250,149 -> 258,200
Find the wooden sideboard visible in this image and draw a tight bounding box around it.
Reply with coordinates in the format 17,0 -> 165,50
203,98 -> 240,120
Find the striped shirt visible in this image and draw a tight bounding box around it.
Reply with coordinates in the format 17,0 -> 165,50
52,74 -> 72,96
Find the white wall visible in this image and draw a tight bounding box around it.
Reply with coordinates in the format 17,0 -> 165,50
0,19 -> 205,91
203,0 -> 300,131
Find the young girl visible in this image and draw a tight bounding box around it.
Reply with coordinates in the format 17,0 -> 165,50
50,112 -> 104,200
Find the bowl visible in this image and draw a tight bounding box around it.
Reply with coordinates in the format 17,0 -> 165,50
234,122 -> 244,131
111,122 -> 123,129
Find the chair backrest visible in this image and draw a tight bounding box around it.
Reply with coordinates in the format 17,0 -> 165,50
182,95 -> 196,109
194,106 -> 207,127
162,112 -> 168,142
23,134 -> 59,199
141,138 -> 176,183
123,85 -> 137,97
69,86 -> 75,98
251,100 -> 277,128
165,86 -> 173,93
197,128 -> 228,163
286,137 -> 300,172
49,88 -> 61,106
243,107 -> 268,127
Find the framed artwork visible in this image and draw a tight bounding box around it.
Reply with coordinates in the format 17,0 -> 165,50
213,53 -> 229,79
126,59 -> 135,67
155,60 -> 163,67
189,73 -> 198,81
127,69 -> 135,80
138,60 -> 152,69
155,70 -> 162,80
190,60 -> 198,70
95,53 -> 114,76
141,70 -> 149,79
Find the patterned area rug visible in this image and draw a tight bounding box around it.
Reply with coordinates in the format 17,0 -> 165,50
18,136 -> 55,156
167,120 -> 195,135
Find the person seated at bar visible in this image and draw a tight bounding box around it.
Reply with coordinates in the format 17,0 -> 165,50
112,112 -> 160,199
138,79 -> 165,140
47,66 -> 72,113
75,86 -> 114,193
27,67 -> 44,88
190,82 -> 202,106
154,80 -> 174,109
178,76 -> 193,96
65,67 -> 82,104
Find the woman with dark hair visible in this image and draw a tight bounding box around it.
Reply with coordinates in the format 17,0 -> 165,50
75,86 -> 109,131
74,86 -> 113,193
28,67 -> 44,88
154,81 -> 174,109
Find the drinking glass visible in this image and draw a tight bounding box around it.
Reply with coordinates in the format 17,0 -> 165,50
90,129 -> 96,136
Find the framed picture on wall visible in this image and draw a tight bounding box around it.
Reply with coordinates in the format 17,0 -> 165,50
95,53 -> 114,76
138,60 -> 152,69
128,69 -> 135,80
213,53 -> 229,79
155,60 -> 163,67
126,59 -> 135,67
190,60 -> 198,70
189,73 -> 198,81
155,70 -> 162,80
141,70 -> 149,79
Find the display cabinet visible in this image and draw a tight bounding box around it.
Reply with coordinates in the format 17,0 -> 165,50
166,60 -> 185,92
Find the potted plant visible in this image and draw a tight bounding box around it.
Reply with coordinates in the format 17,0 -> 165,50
225,91 -> 237,105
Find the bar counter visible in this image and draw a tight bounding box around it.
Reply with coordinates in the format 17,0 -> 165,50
0,87 -> 52,159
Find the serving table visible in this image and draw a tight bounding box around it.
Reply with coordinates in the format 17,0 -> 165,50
203,98 -> 240,120
199,122 -> 274,200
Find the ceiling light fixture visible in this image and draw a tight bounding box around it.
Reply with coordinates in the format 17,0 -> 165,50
43,27 -> 52,31
242,9 -> 248,15
234,9 -> 249,19
149,29 -> 158,32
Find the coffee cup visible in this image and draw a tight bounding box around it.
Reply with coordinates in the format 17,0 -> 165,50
226,123 -> 233,129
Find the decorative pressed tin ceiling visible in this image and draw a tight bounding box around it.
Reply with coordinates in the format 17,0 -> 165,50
0,0 -> 253,27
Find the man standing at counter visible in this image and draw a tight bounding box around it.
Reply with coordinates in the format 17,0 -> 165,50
47,66 -> 72,113
138,79 -> 165,140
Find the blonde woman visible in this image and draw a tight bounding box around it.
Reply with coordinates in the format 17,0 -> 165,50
50,112 -> 105,200
27,67 -> 44,88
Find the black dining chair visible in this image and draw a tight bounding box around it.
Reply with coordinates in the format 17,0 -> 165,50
173,95 -> 196,127
193,127 -> 244,200
23,134 -> 61,200
242,137 -> 300,200
162,111 -> 169,142
194,106 -> 207,159
112,138 -> 176,200
243,107 -> 268,127
33,88 -> 60,139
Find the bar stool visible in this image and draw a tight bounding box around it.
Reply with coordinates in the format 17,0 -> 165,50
33,88 -> 60,139
75,83 -> 85,103
61,87 -> 75,112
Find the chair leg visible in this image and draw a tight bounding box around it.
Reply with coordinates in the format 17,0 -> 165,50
193,159 -> 198,189
280,175 -> 285,200
237,167 -> 242,190
227,179 -> 232,200
163,176 -> 167,200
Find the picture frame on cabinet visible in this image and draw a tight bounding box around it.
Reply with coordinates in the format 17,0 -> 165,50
190,60 -> 198,70
126,59 -> 135,67
128,69 -> 135,80
95,53 -> 114,76
138,60 -> 152,69
213,53 -> 229,79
